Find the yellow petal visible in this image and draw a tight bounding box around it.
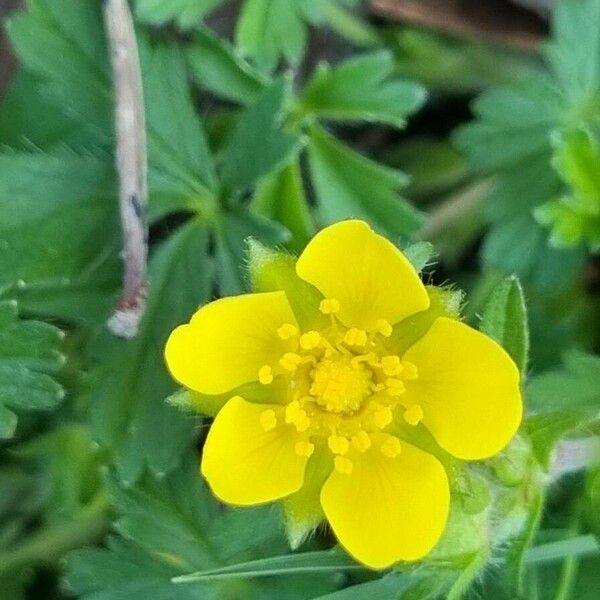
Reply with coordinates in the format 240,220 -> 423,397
201,397 -> 308,505
296,220 -> 429,329
165,291 -> 297,395
402,317 -> 522,460
320,437 -> 449,569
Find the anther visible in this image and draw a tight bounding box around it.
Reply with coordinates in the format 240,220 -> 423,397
403,404 -> 424,426
381,355 -> 403,377
386,378 -> 406,396
344,328 -> 367,347
402,361 -> 418,380
300,330 -> 321,350
380,436 -> 402,458
259,409 -> 277,432
334,455 -> 354,475
373,406 -> 393,429
375,318 -> 393,337
258,365 -> 273,385
285,401 -> 311,432
279,352 -> 303,372
351,431 -> 372,452
328,435 -> 350,455
295,441 -> 315,458
277,323 -> 298,340
319,298 -> 340,315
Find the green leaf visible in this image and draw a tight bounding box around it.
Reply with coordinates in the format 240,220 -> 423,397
526,350 -> 600,412
403,241 -> 435,273
142,40 -> 218,220
0,301 -> 64,439
89,220 -> 213,484
525,535 -> 600,565
136,0 -> 224,28
480,275 -> 529,375
298,52 -> 425,127
215,208 -> 290,295
220,79 -> 303,193
252,161 -> 315,252
307,125 -> 423,240
0,151 -> 120,324
187,26 -> 268,105
235,0 -> 311,72
312,574 -> 410,600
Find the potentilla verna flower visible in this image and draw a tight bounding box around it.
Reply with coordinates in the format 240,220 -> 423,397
164,220 -> 522,569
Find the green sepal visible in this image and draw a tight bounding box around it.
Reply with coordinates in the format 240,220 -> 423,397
281,445 -> 332,549
391,285 -> 464,355
246,239 -> 326,330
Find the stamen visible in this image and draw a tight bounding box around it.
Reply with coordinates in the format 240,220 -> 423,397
334,455 -> 354,475
386,378 -> 406,396
258,365 -> 273,385
300,330 -> 321,350
285,400 -> 311,432
328,434 -> 350,455
259,409 -> 277,432
344,328 -> 367,347
295,441 -> 315,457
373,406 -> 393,429
280,352 -> 303,372
277,323 -> 298,340
351,431 -> 372,452
375,318 -> 392,337
402,361 -> 419,380
319,298 -> 340,315
380,436 -> 402,458
403,404 -> 424,426
381,355 -> 403,377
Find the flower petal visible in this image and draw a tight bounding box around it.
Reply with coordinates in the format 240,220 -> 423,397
201,397 -> 308,505
164,291 -> 297,395
320,438 -> 449,569
402,317 -> 522,460
296,220 -> 429,329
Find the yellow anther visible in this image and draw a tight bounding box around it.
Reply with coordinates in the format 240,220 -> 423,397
381,355 -> 403,377
344,328 -> 367,347
373,406 -> 393,429
295,440 -> 315,457
334,455 -> 354,475
328,434 -> 350,455
351,431 -> 372,453
386,378 -> 406,396
380,436 -> 402,458
259,409 -> 277,432
371,382 -> 386,393
294,413 -> 311,432
320,298 -> 340,315
279,352 -> 303,372
300,330 -> 321,350
404,404 -> 424,426
402,361 -> 419,380
285,400 -> 311,432
258,365 -> 273,385
375,318 -> 392,337
277,323 -> 298,340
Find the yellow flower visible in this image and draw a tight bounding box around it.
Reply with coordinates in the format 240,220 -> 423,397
165,220 -> 522,569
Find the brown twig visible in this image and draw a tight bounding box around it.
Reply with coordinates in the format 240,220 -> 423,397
103,0 -> 148,338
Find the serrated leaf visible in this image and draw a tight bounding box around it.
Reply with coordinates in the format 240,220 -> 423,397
252,161 -> 315,252
220,79 -> 303,193
215,208 -> 290,295
480,276 -> 529,375
89,220 -> 213,483
0,151 -> 121,323
298,52 -> 425,127
187,26 -> 268,105
308,125 -> 423,240
136,0 -> 223,28
0,301 -> 64,439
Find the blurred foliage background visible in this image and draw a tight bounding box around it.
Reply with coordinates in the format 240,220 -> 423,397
0,0 -> 599,598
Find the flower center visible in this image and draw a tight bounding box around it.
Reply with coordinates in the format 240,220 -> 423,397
256,298 -> 424,475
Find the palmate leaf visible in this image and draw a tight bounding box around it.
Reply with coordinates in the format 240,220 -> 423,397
135,0 -> 224,28
0,301 -> 64,439
67,460 -> 338,599
89,220 -> 212,484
